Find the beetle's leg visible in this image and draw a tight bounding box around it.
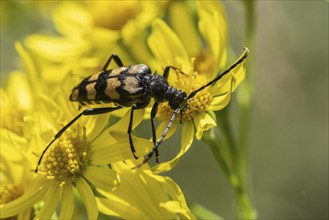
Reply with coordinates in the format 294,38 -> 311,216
35,106 -> 122,173
127,105 -> 139,159
163,65 -> 187,79
150,102 -> 160,162
102,54 -> 124,71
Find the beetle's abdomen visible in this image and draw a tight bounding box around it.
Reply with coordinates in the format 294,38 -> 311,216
69,64 -> 151,107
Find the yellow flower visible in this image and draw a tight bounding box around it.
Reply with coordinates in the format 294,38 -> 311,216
146,2 -> 247,172
0,90 -> 124,219
97,161 -> 196,219
0,71 -> 33,137
0,129 -> 33,219
24,1 -> 167,84
0,69 -> 37,219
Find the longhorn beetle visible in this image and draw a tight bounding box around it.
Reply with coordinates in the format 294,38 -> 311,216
35,48 -> 249,172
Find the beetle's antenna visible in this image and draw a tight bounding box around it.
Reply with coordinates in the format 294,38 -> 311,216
186,47 -> 249,101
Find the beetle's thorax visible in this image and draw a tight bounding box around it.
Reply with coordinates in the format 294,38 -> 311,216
144,73 -> 187,109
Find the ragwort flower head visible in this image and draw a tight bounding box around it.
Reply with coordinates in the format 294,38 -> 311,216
24,1 -> 167,84
147,2 -> 247,172
0,71 -> 33,137
0,90 -> 123,219
0,58 -> 41,218
0,128 -> 33,219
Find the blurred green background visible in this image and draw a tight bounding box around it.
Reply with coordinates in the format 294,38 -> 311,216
1,1 -> 328,219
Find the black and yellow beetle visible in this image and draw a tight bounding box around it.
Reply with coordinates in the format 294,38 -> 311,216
35,48 -> 249,172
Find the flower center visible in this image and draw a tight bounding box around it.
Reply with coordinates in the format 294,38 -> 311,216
40,125 -> 90,184
194,51 -> 215,75
1,107 -> 25,136
157,74 -> 213,122
0,184 -> 24,205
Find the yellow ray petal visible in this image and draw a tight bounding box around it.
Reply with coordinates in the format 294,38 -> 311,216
208,92 -> 231,112
6,71 -> 33,111
160,201 -> 196,219
148,19 -> 191,74
152,121 -> 194,173
194,112 -> 217,140
76,178 -> 98,220
36,183 -> 60,219
84,166 -> 120,192
52,2 -> 92,36
169,2 -> 201,56
25,35 -> 91,63
15,42 -> 38,94
91,133 -> 153,165
58,184 -> 74,219
0,178 -> 48,218
97,196 -> 141,219
146,171 -> 187,206
197,1 -> 227,71
155,120 -> 179,143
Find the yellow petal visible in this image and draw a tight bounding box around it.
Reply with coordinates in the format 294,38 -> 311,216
169,2 -> 201,56
97,161 -> 192,219
84,166 -> 120,192
208,92 -> 231,112
155,120 -> 179,143
148,19 -> 191,73
90,133 -> 153,165
85,27 -> 120,49
76,178 -> 98,220
152,121 -> 194,173
15,42 -> 38,93
25,35 -> 91,63
160,201 -> 196,219
0,178 -> 48,218
0,129 -> 26,163
6,71 -> 33,111
231,57 -> 247,92
59,184 -> 74,219
209,72 -> 231,95
108,108 -> 145,133
97,196 -> 140,218
36,183 -> 60,219
146,171 -> 187,206
194,112 -> 217,140
52,2 -> 92,36
197,1 -> 227,72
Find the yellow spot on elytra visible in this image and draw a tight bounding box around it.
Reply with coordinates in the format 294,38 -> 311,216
88,71 -> 102,81
105,78 -> 121,100
123,77 -> 140,94
86,82 -> 97,100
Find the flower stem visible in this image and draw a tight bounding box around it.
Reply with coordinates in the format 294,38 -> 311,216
203,1 -> 257,216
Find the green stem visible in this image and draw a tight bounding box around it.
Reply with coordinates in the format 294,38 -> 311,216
236,0 -> 256,218
204,124 -> 256,219
203,1 -> 257,218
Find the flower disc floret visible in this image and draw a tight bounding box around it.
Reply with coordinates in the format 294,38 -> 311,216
40,126 -> 90,183
1,108 -> 25,136
0,184 -> 24,205
158,74 -> 213,122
